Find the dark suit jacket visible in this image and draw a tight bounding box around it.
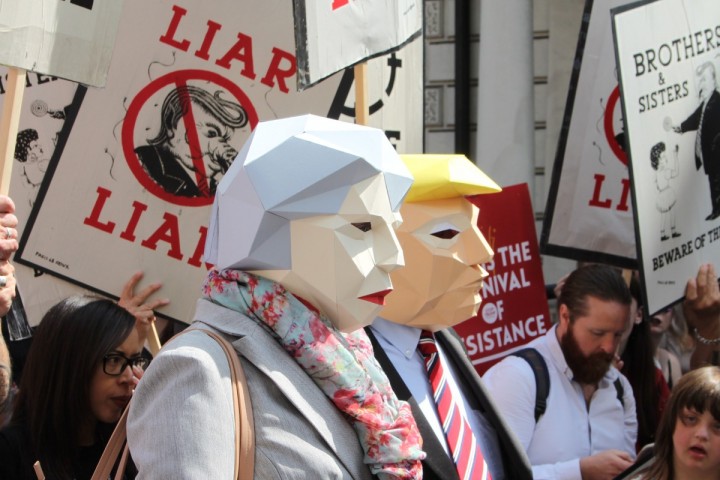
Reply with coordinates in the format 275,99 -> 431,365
366,328 -> 532,480
135,144 -> 203,197
681,90 -> 720,174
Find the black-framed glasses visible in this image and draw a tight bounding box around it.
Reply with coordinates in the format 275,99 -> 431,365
102,353 -> 149,376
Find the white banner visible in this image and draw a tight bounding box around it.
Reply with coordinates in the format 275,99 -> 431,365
613,0 -> 720,314
0,71 -> 91,326
0,0 -> 124,87
293,0 -> 422,89
16,0 -> 422,324
541,0 -> 638,268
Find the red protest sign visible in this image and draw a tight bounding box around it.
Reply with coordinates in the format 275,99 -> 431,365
454,183 -> 552,376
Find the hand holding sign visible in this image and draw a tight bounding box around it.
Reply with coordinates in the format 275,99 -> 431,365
684,263 -> 720,369
118,271 -> 170,356
683,263 -> 720,335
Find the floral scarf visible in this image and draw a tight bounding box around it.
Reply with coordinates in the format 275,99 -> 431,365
202,269 -> 425,480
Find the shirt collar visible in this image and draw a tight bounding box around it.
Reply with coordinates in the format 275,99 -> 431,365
370,317 -> 422,359
547,324 -> 573,380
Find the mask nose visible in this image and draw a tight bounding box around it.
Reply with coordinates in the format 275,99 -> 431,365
374,219 -> 404,273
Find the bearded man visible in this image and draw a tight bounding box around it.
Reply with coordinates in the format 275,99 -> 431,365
484,264 -> 638,480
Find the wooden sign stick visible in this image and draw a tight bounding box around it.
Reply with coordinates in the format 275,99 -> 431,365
354,62 -> 369,126
0,67 -> 26,195
621,269 -> 633,287
147,324 -> 162,356
33,460 -> 45,480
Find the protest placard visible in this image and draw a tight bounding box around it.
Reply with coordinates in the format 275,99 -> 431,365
0,1 -> 124,87
612,0 -> 720,314
541,0 -> 638,269
292,0 -> 422,89
15,0 -> 422,324
0,71 -> 90,326
454,183 -> 552,375
0,0 -> 125,324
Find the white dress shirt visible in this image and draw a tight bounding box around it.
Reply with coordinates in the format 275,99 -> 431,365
483,324 -> 637,480
370,318 -> 506,479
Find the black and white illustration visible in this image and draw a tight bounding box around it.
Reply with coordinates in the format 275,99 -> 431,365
669,61 -> 720,220
612,0 -> 720,314
649,141 -> 680,241
134,85 -> 248,199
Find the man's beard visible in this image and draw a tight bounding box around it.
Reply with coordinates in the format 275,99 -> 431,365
560,324 -> 614,385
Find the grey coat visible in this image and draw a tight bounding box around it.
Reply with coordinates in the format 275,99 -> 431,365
127,299 -> 374,479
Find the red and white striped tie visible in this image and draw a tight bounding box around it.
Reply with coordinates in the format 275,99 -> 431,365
418,330 -> 492,480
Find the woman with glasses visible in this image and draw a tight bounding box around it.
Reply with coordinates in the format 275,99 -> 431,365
0,295 -> 146,479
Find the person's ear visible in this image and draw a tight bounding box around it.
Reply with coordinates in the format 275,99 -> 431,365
558,304 -> 571,333
634,306 -> 643,325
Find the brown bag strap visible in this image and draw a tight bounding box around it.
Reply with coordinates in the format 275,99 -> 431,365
88,327 -> 255,480
90,405 -> 129,480
201,330 -> 255,480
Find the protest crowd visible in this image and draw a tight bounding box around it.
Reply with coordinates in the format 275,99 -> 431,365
1,2 -> 720,480
0,114 -> 717,480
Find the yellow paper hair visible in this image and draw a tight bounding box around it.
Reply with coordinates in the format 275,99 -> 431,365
400,154 -> 501,202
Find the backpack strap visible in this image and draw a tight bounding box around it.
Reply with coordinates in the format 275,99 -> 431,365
511,348 -> 550,423
511,348 -> 625,422
613,377 -> 625,408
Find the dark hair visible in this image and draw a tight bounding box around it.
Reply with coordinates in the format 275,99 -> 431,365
650,142 -> 665,171
557,264 -> 632,320
12,296 -> 135,479
148,85 -> 248,145
621,275 -> 662,450
14,129 -> 39,163
644,366 -> 720,480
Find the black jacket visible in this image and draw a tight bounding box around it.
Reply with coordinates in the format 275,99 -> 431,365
366,327 -> 533,480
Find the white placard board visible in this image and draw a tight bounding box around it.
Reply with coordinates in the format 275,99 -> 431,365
541,0 -> 638,269
612,0 -> 720,314
0,0 -> 124,87
16,0 -> 422,324
0,71 -> 92,326
293,0 -> 422,89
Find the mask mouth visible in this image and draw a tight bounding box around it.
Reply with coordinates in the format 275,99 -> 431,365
650,316 -> 663,327
471,278 -> 485,288
358,289 -> 392,306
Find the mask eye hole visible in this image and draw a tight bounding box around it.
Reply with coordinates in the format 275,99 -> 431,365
352,222 -> 372,233
431,229 -> 459,239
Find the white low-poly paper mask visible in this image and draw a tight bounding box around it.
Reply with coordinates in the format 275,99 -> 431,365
381,154 -> 500,331
205,114 -> 413,331
257,174 -> 404,331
